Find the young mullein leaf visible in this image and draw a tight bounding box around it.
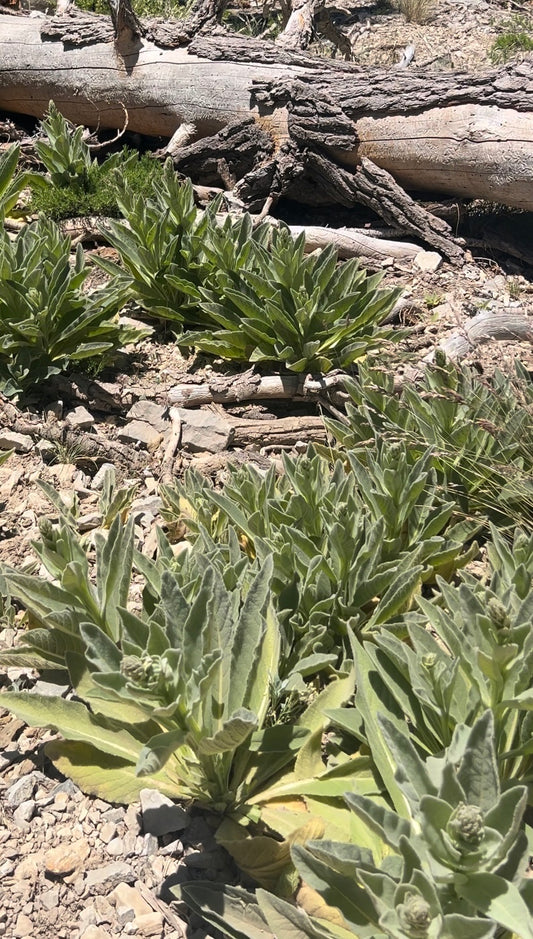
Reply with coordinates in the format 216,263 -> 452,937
456,711 -> 499,812
136,728 -> 188,776
246,725 -> 310,794
117,607 -> 149,650
484,786 -> 528,858
46,739 -> 181,804
257,889 -> 347,939
179,883 -> 272,939
344,792 -> 413,851
198,709 -> 258,756
354,642 -> 410,817
159,569 -> 199,658
3,572 -> 88,631
229,556 -> 275,720
438,763 -> 467,807
304,841 -> 376,880
378,714 -> 438,813
95,516 -> 134,643
455,873 -> 533,939
365,564 -> 424,629
0,693 -> 143,763
79,622 -> 122,673
291,843 -> 379,931
440,914 -> 497,939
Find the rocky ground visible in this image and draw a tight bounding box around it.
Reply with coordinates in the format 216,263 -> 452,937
1,0 -> 533,936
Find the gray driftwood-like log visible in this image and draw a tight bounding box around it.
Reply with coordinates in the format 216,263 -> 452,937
1,8 -> 533,235
231,414 -> 327,447
431,311 -> 533,361
167,370 -> 350,408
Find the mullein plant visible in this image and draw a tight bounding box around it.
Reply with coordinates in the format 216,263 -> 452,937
182,711 -> 533,939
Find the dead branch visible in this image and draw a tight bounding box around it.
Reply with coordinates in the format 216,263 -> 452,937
167,369 -> 350,408
431,311 -> 533,360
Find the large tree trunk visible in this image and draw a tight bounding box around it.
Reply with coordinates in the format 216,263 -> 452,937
1,9 -> 532,217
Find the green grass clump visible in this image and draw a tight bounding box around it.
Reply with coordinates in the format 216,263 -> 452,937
28,149 -> 164,221
490,16 -> 533,63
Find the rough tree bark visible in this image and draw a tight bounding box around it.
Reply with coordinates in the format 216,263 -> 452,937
1,7 -> 532,255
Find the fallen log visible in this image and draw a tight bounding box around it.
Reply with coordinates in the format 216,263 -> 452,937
1,8 -> 532,221
167,370 -> 350,408
430,311 -> 533,361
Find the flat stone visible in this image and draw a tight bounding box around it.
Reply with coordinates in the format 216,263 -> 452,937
40,886 -> 60,911
36,439 -> 56,462
85,861 -> 135,889
0,432 -> 33,453
44,838 -> 90,876
65,406 -> 94,430
5,774 -> 39,806
78,906 -> 98,930
31,679 -> 70,698
50,778 -> 83,800
78,512 -> 104,532
13,800 -> 36,827
91,463 -> 116,491
139,833 -> 159,856
139,789 -> 190,837
117,421 -> 163,452
177,408 -> 233,454
108,883 -> 153,920
134,911 -> 164,936
93,896 -> 115,923
80,928 -> 113,939
414,250 -> 442,272
126,401 -> 168,433
14,854 -> 41,881
13,913 -> 33,937
99,821 -> 116,844
105,837 -> 124,857
52,790 -> 70,811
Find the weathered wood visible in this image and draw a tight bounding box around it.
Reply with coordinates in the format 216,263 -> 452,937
304,154 -> 464,262
288,223 -> 422,260
231,414 -> 326,447
1,11 -> 533,214
432,311 -> 533,360
167,370 -> 350,408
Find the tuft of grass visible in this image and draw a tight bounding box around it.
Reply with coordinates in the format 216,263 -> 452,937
28,148 -> 164,221
424,291 -> 445,309
490,15 -> 533,64
394,0 -> 436,25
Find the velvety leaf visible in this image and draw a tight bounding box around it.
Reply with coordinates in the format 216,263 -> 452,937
179,883 -> 272,939
1,692 -> 143,763
455,872 -> 533,939
344,792 -> 412,850
259,889 -> 354,939
457,711 -> 499,812
198,709 -> 258,755
216,818 -> 292,891
45,739 -> 180,804
136,729 -> 187,776
353,643 -> 410,817
291,843 -> 379,931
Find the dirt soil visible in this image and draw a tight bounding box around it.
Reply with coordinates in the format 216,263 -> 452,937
1,2 -> 533,937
